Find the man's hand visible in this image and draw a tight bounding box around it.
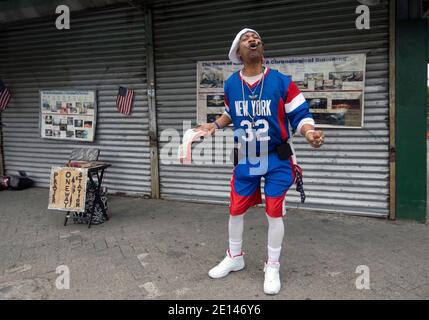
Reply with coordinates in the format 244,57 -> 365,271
196,114 -> 232,135
305,129 -> 325,148
196,123 -> 217,136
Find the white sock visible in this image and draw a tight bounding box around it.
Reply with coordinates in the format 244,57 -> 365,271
228,215 -> 244,257
229,239 -> 243,257
267,246 -> 281,264
266,214 -> 284,263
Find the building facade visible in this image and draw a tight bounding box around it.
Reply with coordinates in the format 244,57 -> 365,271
0,0 -> 427,221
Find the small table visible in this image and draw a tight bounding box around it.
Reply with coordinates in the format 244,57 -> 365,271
63,161 -> 111,228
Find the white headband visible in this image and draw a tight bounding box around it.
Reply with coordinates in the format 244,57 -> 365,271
228,28 -> 261,64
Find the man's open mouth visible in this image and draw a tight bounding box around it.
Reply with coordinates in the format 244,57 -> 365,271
248,43 -> 259,50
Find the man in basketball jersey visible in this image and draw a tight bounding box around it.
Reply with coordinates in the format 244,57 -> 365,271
199,28 -> 324,295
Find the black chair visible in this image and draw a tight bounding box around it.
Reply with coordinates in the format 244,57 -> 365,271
69,148 -> 100,161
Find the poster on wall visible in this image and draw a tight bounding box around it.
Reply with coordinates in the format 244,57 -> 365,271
48,166 -> 88,212
40,90 -> 97,141
196,53 -> 366,128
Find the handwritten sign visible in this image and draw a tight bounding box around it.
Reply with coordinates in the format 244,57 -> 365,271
48,167 -> 88,212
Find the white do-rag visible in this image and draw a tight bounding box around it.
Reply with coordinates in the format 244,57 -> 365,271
228,28 -> 261,64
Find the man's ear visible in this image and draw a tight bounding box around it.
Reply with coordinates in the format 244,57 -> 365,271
237,49 -> 242,61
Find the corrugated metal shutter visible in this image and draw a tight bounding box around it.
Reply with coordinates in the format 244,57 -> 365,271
0,5 -> 151,196
153,0 -> 390,217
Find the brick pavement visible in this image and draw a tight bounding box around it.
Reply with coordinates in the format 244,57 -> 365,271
0,188 -> 428,300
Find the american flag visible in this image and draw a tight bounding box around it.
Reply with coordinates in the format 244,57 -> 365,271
0,80 -> 11,111
294,164 -> 306,203
116,86 -> 134,115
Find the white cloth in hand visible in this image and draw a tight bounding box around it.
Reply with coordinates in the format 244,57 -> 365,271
178,129 -> 210,164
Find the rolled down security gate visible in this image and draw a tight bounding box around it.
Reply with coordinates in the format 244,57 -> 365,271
153,0 -> 390,217
0,5 -> 151,196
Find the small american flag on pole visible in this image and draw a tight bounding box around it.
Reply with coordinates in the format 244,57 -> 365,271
0,80 -> 12,111
116,86 -> 134,115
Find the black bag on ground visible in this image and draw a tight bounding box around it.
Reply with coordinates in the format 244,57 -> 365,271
8,171 -> 34,190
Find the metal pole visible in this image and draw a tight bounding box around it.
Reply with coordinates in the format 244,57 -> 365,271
144,7 -> 160,199
0,112 -> 4,176
389,0 -> 397,220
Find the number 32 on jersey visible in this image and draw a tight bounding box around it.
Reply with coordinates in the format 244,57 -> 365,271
240,119 -> 271,142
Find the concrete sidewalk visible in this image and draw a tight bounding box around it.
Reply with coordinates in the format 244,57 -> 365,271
0,188 -> 428,300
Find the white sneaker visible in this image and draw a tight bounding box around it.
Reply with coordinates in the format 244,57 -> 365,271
208,250 -> 245,279
263,262 -> 281,295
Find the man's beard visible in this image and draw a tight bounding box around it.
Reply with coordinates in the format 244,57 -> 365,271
246,51 -> 262,63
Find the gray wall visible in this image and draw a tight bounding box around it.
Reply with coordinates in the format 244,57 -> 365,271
153,0 -> 390,216
0,5 -> 152,196
0,1 -> 391,216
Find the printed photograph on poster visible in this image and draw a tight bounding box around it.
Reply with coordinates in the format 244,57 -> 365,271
53,102 -> 61,113
322,79 -> 343,90
42,101 -> 50,112
313,113 -> 346,126
71,103 -> 80,114
207,113 -> 223,123
83,102 -> 93,115
312,110 -> 361,127
74,119 -> 83,128
329,71 -> 363,82
207,95 -> 225,107
53,117 -> 61,126
332,99 -> 360,110
65,103 -> 73,113
40,90 -> 97,141
304,73 -> 324,90
196,54 -> 366,128
59,103 -> 67,114
75,130 -> 88,139
200,69 -> 224,89
295,81 -> 307,90
308,98 -> 328,110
